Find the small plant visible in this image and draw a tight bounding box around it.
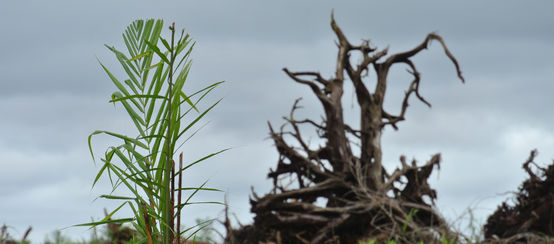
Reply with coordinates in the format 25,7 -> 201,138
357,209 -> 451,244
358,240 -> 421,244
358,240 -> 376,244
81,19 -> 226,244
191,218 -> 216,243
44,230 -> 72,244
401,208 -> 419,233
0,224 -> 31,244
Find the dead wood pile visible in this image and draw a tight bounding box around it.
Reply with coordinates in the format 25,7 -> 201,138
484,150 -> 553,242
225,13 -> 465,244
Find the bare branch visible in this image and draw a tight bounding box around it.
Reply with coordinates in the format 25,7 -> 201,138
522,149 -> 540,182
311,213 -> 350,243
331,12 -> 350,82
283,68 -> 332,108
381,59 -> 428,130
384,33 -> 464,83
288,71 -> 330,86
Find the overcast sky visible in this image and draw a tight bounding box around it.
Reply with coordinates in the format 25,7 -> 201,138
1,1 -> 554,243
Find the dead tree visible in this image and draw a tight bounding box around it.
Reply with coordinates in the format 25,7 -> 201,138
226,14 -> 464,244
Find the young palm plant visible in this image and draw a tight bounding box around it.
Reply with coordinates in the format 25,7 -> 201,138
82,19 -> 226,244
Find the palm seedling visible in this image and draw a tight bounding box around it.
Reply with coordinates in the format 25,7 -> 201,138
81,19 -> 226,244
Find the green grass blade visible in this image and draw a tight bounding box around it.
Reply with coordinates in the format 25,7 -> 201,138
113,147 -> 145,180
177,148 -> 229,175
92,161 -> 110,188
189,80 -> 225,98
176,99 -> 222,141
174,187 -> 222,192
89,130 -> 148,149
175,41 -> 194,71
178,81 -> 224,112
75,202 -> 132,228
173,61 -> 197,113
98,60 -> 136,100
75,217 -> 135,228
100,195 -> 137,200
108,164 -> 149,203
178,201 -> 224,206
109,94 -> 167,103
111,93 -> 146,131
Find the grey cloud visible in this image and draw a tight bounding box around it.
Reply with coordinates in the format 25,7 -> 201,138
1,1 -> 554,243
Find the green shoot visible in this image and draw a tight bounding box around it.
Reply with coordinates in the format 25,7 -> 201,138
83,19 -> 225,244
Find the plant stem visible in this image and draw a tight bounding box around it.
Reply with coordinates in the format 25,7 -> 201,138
142,203 -> 153,244
164,22 -> 176,244
177,152 -> 183,244
171,160 -> 175,241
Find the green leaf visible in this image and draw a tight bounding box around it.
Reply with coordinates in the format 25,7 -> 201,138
109,94 -> 167,103
112,147 -> 145,180
89,130 -> 148,150
175,35 -> 192,58
75,202 -> 132,228
173,61 -> 197,112
100,195 -> 137,200
75,217 -> 135,228
174,187 -> 222,192
108,163 -> 149,203
129,50 -> 151,62
160,37 -> 171,51
105,45 -> 141,85
176,99 -> 222,141
122,32 -> 138,59
188,81 -> 225,99
124,79 -> 142,98
179,181 -> 208,211
145,39 -> 170,64
177,201 -> 224,206
139,20 -> 154,53
98,60 -> 141,109
177,148 -> 229,175
144,64 -> 166,126
175,41 -> 195,71
91,161 -> 109,188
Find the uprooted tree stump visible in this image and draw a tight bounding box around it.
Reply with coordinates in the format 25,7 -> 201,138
484,150 -> 554,241
225,14 -> 464,244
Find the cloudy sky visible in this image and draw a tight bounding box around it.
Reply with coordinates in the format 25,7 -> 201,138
1,1 -> 553,242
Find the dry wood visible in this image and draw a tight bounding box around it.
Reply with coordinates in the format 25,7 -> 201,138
226,13 -> 464,243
